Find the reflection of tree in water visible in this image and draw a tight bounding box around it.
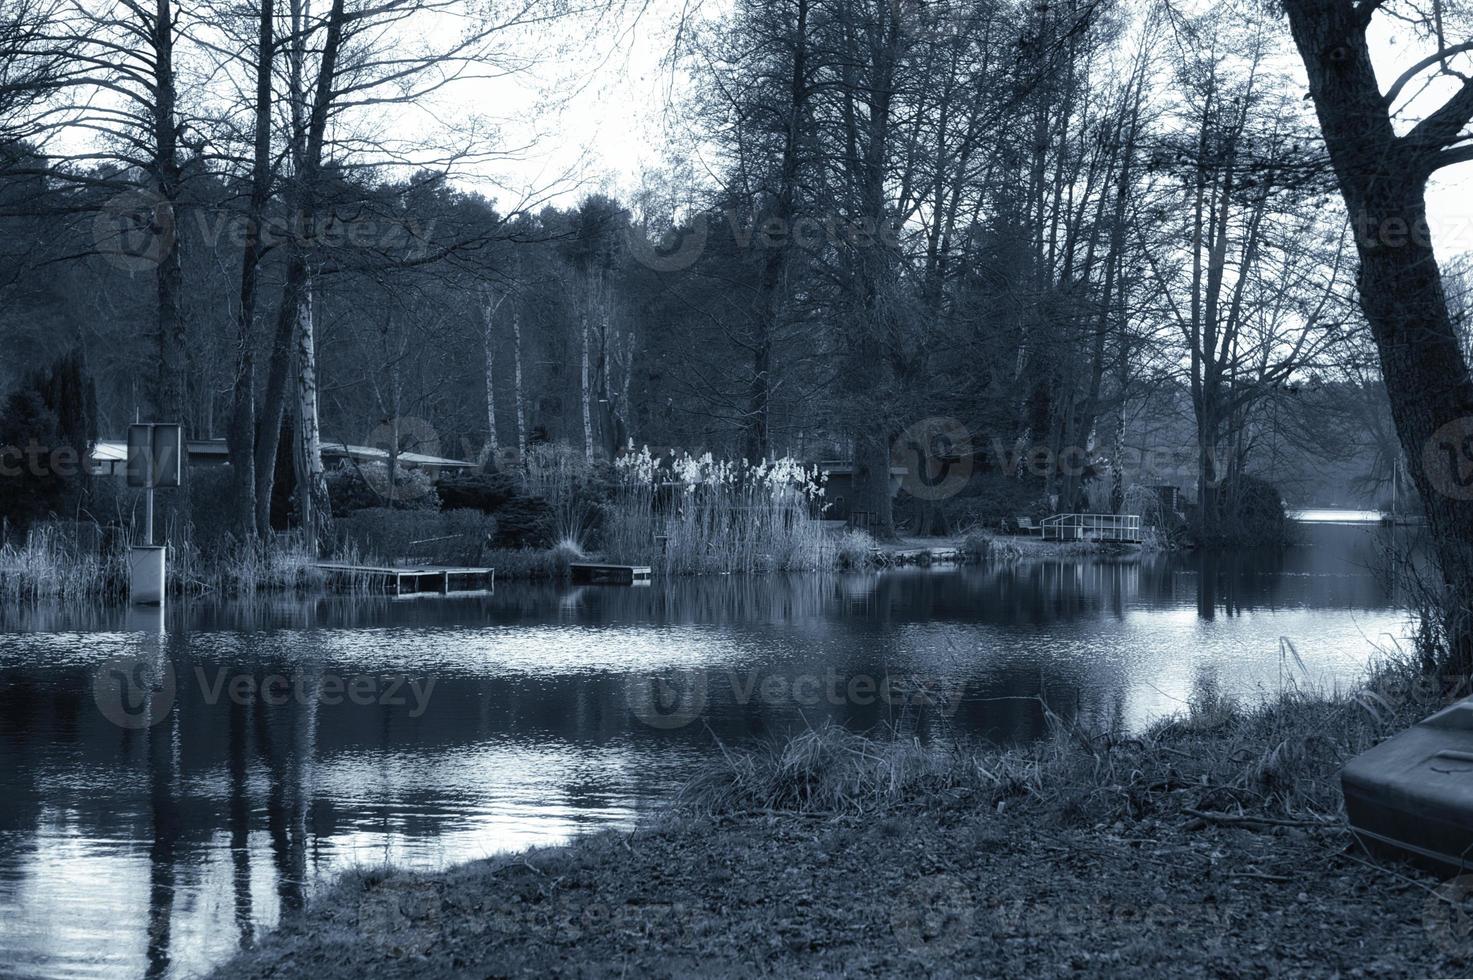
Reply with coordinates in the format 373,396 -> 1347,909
146,629 -> 184,979
0,536 -> 1413,974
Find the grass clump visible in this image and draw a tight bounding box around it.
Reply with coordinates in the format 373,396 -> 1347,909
677,642 -> 1447,829
833,529 -> 875,569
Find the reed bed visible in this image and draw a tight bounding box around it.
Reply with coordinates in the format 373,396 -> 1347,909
170,529 -> 328,595
0,520 -> 128,599
0,520 -> 349,599
603,449 -> 835,574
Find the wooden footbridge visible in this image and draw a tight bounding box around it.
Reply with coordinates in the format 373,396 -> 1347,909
1039,513 -> 1142,543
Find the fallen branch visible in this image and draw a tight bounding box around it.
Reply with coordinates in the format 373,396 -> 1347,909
1184,807 -> 1336,829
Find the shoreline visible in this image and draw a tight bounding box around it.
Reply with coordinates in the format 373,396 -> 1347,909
1,533 -> 1141,604
208,662 -> 1469,978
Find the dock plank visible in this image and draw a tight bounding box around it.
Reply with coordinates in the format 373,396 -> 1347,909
570,562 -> 652,585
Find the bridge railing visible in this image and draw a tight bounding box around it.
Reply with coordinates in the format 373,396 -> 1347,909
1040,513 -> 1142,541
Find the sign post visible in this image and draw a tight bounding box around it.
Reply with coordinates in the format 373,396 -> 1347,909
127,423 -> 182,604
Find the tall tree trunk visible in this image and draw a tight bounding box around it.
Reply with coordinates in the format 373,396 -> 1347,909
744,0 -> 811,461
255,0 -> 347,535
152,0 -> 184,430
512,305 -> 526,456
1284,0 -> 1473,675
580,312 -> 593,463
228,0 -> 274,539
293,279 -> 328,544
483,290 -> 499,460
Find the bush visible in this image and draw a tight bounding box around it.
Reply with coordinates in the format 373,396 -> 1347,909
185,466 -> 241,550
933,473 -> 1047,532
437,470 -> 522,513
833,529 -> 875,569
326,462 -> 440,516
335,507 -> 496,564
493,495 -> 556,549
0,351 -> 96,527
483,544 -> 578,580
1203,475 -> 1289,548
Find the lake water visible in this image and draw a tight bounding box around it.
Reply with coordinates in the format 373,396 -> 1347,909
0,516 -> 1425,978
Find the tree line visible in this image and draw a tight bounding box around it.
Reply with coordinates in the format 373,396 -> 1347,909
2,0 -> 1473,668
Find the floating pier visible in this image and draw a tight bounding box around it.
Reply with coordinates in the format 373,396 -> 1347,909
870,546 -> 965,566
570,562 -> 652,585
315,562 -> 494,595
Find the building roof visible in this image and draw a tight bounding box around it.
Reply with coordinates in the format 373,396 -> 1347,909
321,442 -> 475,469
90,438 -> 474,470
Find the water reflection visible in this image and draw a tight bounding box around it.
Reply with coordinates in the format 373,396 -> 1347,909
0,519 -> 1422,978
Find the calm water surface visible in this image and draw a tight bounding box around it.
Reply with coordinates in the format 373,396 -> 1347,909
0,518 -> 1425,978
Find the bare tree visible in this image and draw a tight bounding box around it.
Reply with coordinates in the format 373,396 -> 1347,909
1282,0 -> 1473,671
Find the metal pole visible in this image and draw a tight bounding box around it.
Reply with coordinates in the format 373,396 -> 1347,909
146,487 -> 154,546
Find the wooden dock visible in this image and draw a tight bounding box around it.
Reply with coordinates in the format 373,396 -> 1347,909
871,546 -> 964,566
315,562 -> 494,595
570,562 -> 652,585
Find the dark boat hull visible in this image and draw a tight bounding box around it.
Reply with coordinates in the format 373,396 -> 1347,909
1342,698 -> 1473,872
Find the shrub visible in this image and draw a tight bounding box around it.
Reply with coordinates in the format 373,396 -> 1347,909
1201,475 -> 1289,548
484,544 -> 576,580
0,351 -> 96,526
492,495 -> 555,549
335,507 -> 496,564
185,466 -> 240,550
326,462 -> 439,516
934,474 -> 1047,532
833,529 -> 875,569
437,470 -> 522,513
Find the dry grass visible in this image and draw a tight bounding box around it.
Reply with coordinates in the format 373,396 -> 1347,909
677,642 -> 1445,828
0,520 -> 127,599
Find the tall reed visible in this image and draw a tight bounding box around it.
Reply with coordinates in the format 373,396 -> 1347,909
603,448 -> 833,574
0,520 -> 127,599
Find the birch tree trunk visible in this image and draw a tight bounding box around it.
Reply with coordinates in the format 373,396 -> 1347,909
293,279 -> 328,544
512,305 -> 526,456
482,290 -> 499,462
580,312 -> 594,463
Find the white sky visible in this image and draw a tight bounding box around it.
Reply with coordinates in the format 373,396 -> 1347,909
457,0 -> 1473,258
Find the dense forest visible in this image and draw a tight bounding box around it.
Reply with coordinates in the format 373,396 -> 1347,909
0,0 -> 1471,565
